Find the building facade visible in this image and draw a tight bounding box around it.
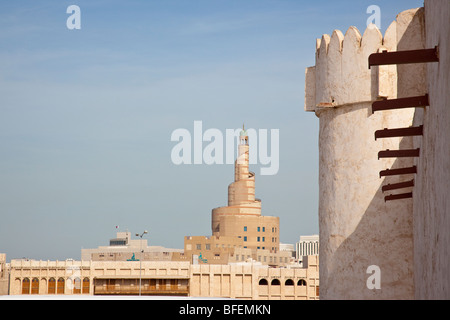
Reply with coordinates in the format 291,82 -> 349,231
296,235 -> 319,259
184,236 -> 293,267
7,256 -> 319,299
0,254 -> 8,295
183,126 -> 292,267
211,127 -> 280,253
81,231 -> 186,262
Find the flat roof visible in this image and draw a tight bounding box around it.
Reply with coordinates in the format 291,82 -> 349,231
93,275 -> 190,280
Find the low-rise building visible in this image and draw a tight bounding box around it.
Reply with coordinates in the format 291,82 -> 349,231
81,231 -> 186,262
7,255 -> 319,299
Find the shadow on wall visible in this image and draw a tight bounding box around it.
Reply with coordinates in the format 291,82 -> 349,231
324,134 -> 415,299
321,8 -> 426,300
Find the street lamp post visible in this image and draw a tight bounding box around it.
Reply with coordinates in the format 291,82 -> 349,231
135,230 -> 148,296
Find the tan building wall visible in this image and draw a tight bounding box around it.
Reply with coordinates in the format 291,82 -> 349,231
184,236 -> 240,265
184,236 -> 293,267
213,215 -> 280,253
190,256 -> 319,300
0,253 -> 9,295
7,256 -> 319,300
412,0 -> 450,299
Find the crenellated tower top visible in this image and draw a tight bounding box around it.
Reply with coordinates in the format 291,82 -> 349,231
305,7 -> 426,114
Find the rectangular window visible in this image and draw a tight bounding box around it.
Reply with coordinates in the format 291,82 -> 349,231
244,226 -> 247,232
262,237 -> 265,242
257,227 -> 260,232
262,227 -> 265,232
257,237 -> 260,242
196,244 -> 201,250
205,244 -> 210,250
244,236 -> 247,242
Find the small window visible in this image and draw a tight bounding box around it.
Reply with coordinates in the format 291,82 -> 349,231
259,279 -> 268,286
271,279 -> 280,286
196,244 -> 201,250
285,279 -> 294,286
244,226 -> 247,232
262,227 -> 265,232
73,277 -> 81,294
31,278 -> 39,294
48,277 -> 56,294
257,227 -> 260,232
57,278 -> 65,294
298,279 -> 307,286
244,236 -> 247,242
82,278 -> 90,294
22,278 -> 30,295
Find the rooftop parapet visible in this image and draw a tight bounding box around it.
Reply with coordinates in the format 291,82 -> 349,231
305,8 -> 426,113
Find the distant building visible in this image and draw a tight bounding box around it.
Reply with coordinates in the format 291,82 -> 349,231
184,127 -> 292,267
0,253 -> 8,295
6,255 -> 319,299
81,231 -> 186,262
296,235 -> 319,259
1,120 -> 323,299
280,243 -> 296,257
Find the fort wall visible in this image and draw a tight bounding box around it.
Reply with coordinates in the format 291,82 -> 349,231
305,8 -> 427,299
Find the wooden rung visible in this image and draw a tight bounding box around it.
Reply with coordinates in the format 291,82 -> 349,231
369,46 -> 439,68
378,148 -> 420,159
372,94 -> 429,113
382,179 -> 414,192
375,126 -> 423,140
384,192 -> 413,202
379,166 -> 417,178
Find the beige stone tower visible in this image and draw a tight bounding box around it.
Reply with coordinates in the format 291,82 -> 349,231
211,126 -> 280,253
305,1 -> 450,299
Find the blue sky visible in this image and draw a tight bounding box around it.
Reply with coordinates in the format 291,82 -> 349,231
0,0 -> 423,260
